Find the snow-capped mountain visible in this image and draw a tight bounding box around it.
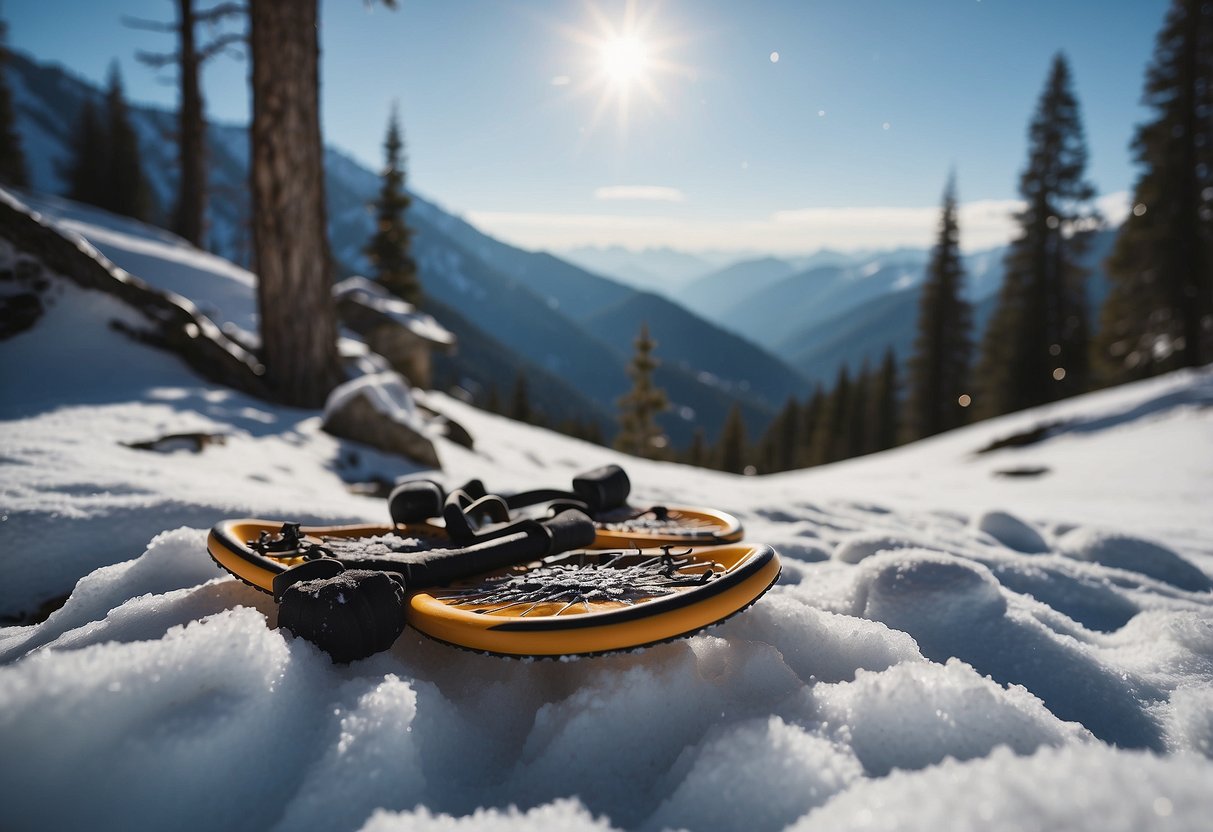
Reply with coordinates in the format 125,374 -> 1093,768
6,51 -> 811,444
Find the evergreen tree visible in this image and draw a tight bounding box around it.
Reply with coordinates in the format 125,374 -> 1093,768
757,396 -> 800,473
907,176 -> 974,439
249,0 -> 349,407
509,374 -> 531,423
715,403 -> 747,474
812,365 -> 852,465
846,359 -> 871,459
484,384 -> 501,414
102,64 -> 154,221
614,323 -> 669,458
1097,0 -> 1213,378
365,106 -> 421,305
797,384 -> 826,468
976,54 -> 1098,417
685,427 -> 707,468
0,18 -> 28,188
126,0 -> 245,248
868,348 -> 902,453
63,100 -> 108,206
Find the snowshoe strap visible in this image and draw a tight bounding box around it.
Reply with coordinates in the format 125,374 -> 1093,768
571,464 -> 631,511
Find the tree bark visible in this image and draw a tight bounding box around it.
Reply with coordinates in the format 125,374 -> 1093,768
249,0 -> 342,407
175,0 -> 206,247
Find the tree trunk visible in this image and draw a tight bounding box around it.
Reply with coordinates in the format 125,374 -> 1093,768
175,0 -> 206,248
249,0 -> 342,407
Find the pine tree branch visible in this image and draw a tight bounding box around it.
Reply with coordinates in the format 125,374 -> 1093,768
199,32 -> 247,62
135,49 -> 181,70
122,15 -> 175,33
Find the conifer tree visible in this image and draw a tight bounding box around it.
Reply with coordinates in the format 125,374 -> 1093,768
365,106 -> 421,305
484,384 -> 501,414
846,360 -> 871,458
868,348 -> 901,453
715,403 -> 747,474
102,64 -> 154,221
0,18 -> 28,188
509,374 -> 531,423
976,54 -> 1098,417
685,427 -> 707,468
126,0 -> 245,247
757,396 -> 800,473
614,323 -> 669,458
64,100 -> 108,206
812,365 -> 852,465
907,176 -> 974,439
797,384 -> 825,468
1096,0 -> 1213,378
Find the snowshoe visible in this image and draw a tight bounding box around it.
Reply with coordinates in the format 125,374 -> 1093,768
206,507 -> 779,661
388,464 -> 744,548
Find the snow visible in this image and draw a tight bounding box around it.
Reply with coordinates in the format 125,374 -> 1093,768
3,199 -> 1213,831
333,276 -> 455,347
324,371 -> 432,439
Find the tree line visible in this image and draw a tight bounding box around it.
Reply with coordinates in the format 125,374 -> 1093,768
605,1 -> 1211,473
0,0 -> 1207,457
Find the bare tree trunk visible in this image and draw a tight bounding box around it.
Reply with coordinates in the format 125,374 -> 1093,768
249,0 -> 342,407
174,0 -> 206,247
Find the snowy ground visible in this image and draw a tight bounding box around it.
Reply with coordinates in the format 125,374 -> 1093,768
2,195 -> 1212,831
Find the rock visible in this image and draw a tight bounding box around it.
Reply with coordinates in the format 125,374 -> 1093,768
322,373 -> 440,469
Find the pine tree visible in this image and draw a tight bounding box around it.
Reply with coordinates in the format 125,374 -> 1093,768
365,106 -> 421,305
757,396 -> 800,473
868,348 -> 901,453
0,18 -> 28,188
63,100 -> 108,206
685,427 -> 707,468
797,384 -> 826,467
126,0 -> 245,247
812,365 -> 852,465
846,359 -> 871,459
484,384 -> 501,414
250,0 -> 345,407
509,374 -> 531,423
102,64 -> 154,221
1096,0 -> 1213,378
614,323 -> 669,458
907,176 -> 974,439
976,54 -> 1098,417
715,403 -> 747,474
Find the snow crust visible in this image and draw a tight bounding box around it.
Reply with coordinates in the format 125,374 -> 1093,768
333,276 -> 455,346
3,202 -> 1213,831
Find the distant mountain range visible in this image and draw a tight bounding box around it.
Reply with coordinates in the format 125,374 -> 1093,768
7,51 -> 811,444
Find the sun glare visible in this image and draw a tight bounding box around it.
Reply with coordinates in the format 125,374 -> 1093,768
601,35 -> 649,86
554,0 -> 690,136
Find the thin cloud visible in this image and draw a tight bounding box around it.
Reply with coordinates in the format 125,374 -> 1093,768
468,192 -> 1129,254
594,185 -> 686,203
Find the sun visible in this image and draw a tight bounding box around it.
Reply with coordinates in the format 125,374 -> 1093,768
600,35 -> 650,87
554,1 -> 691,135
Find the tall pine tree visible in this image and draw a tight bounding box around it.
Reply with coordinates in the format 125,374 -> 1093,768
615,323 -> 668,458
103,64 -> 154,221
907,175 -> 973,439
868,348 -> 902,453
976,54 -> 1097,417
63,100 -> 108,206
797,384 -> 826,468
811,365 -> 852,465
0,18 -> 28,188
1096,0 -> 1213,378
715,403 -> 747,474
365,106 -> 421,305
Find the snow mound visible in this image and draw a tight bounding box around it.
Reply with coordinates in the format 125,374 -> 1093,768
1057,527 -> 1212,592
975,509 -> 1049,553
790,744 -> 1213,832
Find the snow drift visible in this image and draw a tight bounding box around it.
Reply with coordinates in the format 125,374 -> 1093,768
2,195 -> 1213,832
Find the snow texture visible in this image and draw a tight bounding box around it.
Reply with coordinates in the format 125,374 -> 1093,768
2,198 -> 1213,831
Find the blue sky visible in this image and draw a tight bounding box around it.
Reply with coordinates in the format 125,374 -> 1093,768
7,0 -> 1167,253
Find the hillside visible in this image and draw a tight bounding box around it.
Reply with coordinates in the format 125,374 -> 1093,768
2,214 -> 1212,829
5,50 -> 807,445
